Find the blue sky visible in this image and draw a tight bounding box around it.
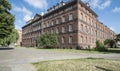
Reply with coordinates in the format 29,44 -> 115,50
9,0 -> 120,34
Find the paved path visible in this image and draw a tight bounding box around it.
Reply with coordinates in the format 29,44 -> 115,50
0,47 -> 120,71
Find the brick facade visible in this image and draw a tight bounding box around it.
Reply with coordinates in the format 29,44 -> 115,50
22,0 -> 115,49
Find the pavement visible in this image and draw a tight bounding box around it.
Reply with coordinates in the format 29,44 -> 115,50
0,47 -> 120,71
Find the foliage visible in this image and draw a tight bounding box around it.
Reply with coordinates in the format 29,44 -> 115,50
94,40 -> 107,52
115,34 -> 120,42
36,33 -> 58,48
0,0 -> 16,46
0,29 -> 19,46
104,39 -> 115,48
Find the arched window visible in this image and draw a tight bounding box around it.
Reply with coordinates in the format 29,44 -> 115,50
80,13 -> 83,20
81,24 -> 83,31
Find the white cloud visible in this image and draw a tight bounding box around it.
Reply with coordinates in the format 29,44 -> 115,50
112,7 -> 120,13
13,6 -> 32,21
24,15 -> 32,21
99,0 -> 111,9
82,0 -> 111,10
109,27 -> 115,31
24,0 -> 48,10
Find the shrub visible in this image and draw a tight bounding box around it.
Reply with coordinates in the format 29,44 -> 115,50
76,45 -> 81,50
36,33 -> 58,49
94,40 -> 107,52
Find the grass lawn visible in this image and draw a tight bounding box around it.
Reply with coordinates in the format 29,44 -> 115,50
33,58 -> 120,71
18,46 -> 120,54
36,48 -> 120,54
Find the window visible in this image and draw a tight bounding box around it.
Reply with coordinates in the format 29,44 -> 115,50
48,22 -> 50,27
62,16 -> 66,23
89,37 -> 91,43
69,36 -> 73,44
86,37 -> 87,43
69,13 -> 73,21
51,28 -> 54,33
56,19 -> 59,24
56,27 -> 59,34
62,37 -> 66,44
51,20 -> 54,26
80,13 -> 83,20
88,18 -> 90,24
85,16 -> 87,22
62,26 -> 66,33
91,20 -> 93,25
81,36 -> 83,43
38,24 -> 41,29
42,23 -> 45,28
81,24 -> 83,31
85,26 -> 87,33
69,24 -> 73,32
44,23 -> 46,28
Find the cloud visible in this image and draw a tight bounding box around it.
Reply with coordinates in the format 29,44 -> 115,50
99,0 -> 111,9
112,7 -> 120,13
24,0 -> 48,9
109,27 -> 115,31
13,6 -> 32,21
82,0 -> 111,10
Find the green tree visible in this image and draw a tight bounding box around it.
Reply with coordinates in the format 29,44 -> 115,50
0,29 -> 19,46
104,39 -> 115,48
94,40 -> 107,51
0,0 -> 15,46
36,33 -> 58,48
115,34 -> 120,42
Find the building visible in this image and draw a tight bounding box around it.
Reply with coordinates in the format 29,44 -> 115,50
22,0 -> 115,49
15,30 -> 22,46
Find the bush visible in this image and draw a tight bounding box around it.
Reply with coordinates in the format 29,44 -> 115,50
36,33 -> 58,49
76,45 -> 81,50
94,40 -> 107,52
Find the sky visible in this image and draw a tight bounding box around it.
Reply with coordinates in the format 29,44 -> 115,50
9,0 -> 120,34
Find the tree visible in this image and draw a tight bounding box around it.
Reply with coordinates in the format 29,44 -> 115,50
94,40 -> 107,51
0,29 -> 19,46
36,33 -> 58,48
0,0 -> 15,46
115,34 -> 120,42
104,39 -> 115,48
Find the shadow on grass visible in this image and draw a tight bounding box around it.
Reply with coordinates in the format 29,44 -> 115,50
0,47 -> 14,50
96,66 -> 112,71
107,49 -> 120,53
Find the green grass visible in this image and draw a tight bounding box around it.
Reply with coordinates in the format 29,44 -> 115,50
33,58 -> 120,71
36,48 -> 108,54
19,46 -> 120,54
37,48 -> 120,54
